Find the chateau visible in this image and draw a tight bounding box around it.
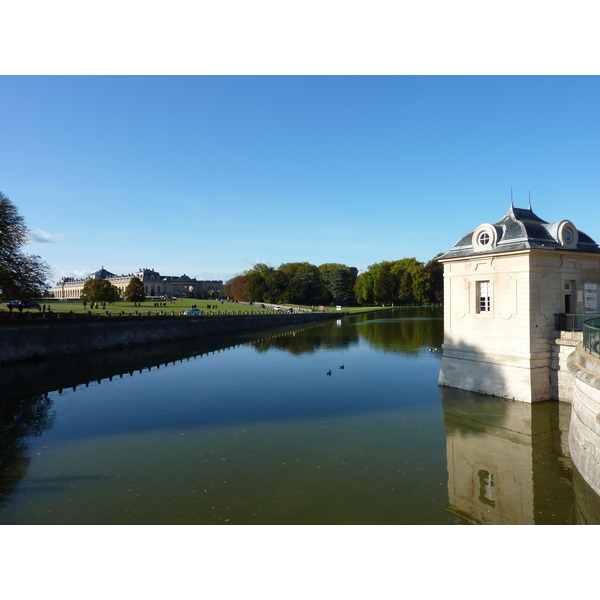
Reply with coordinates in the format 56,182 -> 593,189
438,203 -> 600,403
55,267 -> 222,300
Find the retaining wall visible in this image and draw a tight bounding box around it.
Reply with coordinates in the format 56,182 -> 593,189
567,343 -> 600,497
0,313 -> 340,364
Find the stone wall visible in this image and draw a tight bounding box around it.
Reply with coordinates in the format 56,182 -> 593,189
0,313 -> 339,364
567,343 -> 600,496
550,331 -> 581,402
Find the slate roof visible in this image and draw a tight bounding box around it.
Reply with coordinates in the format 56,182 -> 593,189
441,204 -> 600,259
87,266 -> 117,279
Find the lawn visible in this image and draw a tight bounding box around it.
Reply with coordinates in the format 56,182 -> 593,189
0,298 -> 395,318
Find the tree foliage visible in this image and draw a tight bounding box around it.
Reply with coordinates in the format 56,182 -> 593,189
222,255 -> 443,307
0,191 -> 51,300
354,257 -> 443,306
80,278 -> 121,303
124,276 -> 145,303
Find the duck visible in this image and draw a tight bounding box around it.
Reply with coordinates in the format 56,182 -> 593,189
339,365 -> 345,369
327,370 -> 332,376
429,348 -> 438,352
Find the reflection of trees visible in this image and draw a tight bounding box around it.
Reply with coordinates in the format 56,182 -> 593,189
0,393 -> 55,505
251,308 -> 444,356
251,321 -> 360,355
355,311 -> 443,354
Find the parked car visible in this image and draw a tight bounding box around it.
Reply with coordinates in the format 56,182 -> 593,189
183,308 -> 203,316
274,306 -> 282,311
7,300 -> 41,310
6,300 -> 24,311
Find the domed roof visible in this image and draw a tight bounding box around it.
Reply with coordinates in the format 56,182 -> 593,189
87,266 -> 116,279
441,204 -> 600,259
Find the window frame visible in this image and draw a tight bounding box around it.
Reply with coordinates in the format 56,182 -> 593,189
476,280 -> 491,314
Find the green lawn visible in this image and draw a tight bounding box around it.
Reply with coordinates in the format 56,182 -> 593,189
0,298 -> 396,318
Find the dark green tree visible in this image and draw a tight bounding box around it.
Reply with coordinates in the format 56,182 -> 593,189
397,270 -> 414,305
280,272 -> 323,305
245,271 -> 267,302
0,192 -> 51,300
409,265 -> 433,305
320,267 -> 356,305
354,270 -> 376,305
424,254 -> 444,304
124,276 -> 145,303
374,263 -> 398,305
80,278 -> 121,303
264,270 -> 289,304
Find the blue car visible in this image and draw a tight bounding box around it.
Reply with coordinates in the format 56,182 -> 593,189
183,308 -> 203,316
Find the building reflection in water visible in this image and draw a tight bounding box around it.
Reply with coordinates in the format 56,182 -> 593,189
439,386 -> 600,524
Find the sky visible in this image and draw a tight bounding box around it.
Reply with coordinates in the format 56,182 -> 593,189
3,75 -> 600,287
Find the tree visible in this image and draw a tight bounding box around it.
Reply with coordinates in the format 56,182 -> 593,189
320,267 -> 356,305
374,262 -> 398,305
264,270 -> 289,304
354,270 -> 376,305
222,274 -> 248,301
80,278 -> 121,303
409,264 -> 433,305
124,276 -> 145,303
280,272 -> 323,305
424,254 -> 444,304
0,191 -> 51,300
245,271 -> 267,302
397,270 -> 414,305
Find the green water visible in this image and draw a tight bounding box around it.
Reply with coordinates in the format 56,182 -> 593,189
1,307 -> 598,524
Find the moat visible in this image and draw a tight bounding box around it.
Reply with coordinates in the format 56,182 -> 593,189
1,307 -> 599,524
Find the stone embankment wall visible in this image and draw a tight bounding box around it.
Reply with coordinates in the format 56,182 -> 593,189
0,313 -> 339,365
551,331 -> 582,402
566,343 -> 600,497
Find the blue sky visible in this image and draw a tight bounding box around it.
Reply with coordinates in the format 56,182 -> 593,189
3,75 -> 600,285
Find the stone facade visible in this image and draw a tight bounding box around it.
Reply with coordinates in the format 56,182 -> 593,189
55,267 -> 222,300
438,204 -> 600,403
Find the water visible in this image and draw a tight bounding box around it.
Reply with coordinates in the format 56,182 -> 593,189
1,307 -> 598,524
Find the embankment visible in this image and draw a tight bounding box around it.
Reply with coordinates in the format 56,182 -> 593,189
567,343 -> 600,497
0,312 -> 340,365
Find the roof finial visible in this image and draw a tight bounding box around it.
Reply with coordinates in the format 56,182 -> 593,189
528,191 -> 532,211
510,188 -> 514,209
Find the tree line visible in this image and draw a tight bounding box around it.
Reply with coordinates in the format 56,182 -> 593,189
222,256 -> 443,307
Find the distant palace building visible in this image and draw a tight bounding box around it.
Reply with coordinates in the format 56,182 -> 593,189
55,267 -> 222,299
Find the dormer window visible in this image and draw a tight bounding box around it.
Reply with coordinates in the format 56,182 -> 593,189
473,224 -> 498,251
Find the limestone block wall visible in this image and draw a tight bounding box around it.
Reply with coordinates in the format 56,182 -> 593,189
567,344 -> 600,496
550,332 -> 580,402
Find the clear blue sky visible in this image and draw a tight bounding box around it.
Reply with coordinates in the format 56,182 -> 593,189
3,75 -> 600,285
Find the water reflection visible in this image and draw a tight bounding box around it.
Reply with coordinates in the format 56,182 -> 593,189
0,393 -> 55,505
439,386 -> 600,524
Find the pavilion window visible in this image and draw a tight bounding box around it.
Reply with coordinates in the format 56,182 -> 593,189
477,281 -> 491,313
